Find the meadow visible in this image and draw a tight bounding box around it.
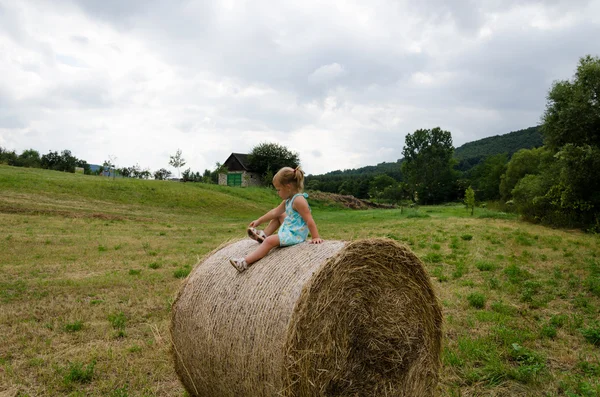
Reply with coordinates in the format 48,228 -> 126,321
1,165 -> 599,396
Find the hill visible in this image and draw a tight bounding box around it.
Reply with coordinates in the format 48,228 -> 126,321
454,126 -> 543,171
306,126 -> 543,196
310,126 -> 543,180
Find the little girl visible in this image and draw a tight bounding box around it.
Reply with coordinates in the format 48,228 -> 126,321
229,166 -> 323,272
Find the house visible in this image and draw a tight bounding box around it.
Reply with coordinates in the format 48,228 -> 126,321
218,153 -> 262,187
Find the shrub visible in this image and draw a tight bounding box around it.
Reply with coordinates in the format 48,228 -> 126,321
540,325 -> 557,339
108,312 -> 126,330
148,262 -> 161,269
581,324 -> 600,346
467,293 -> 486,309
63,360 -> 96,385
64,320 -> 84,333
476,260 -> 497,271
174,266 -> 191,279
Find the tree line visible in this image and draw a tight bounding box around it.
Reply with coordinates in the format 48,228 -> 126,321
0,146 -> 225,183
0,148 -> 91,174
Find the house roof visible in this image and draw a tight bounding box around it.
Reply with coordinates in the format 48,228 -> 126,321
223,153 -> 252,171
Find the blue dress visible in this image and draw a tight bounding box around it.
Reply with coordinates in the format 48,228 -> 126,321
278,193 -> 310,247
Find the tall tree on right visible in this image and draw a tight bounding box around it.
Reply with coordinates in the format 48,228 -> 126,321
401,127 -> 457,204
539,55 -> 600,228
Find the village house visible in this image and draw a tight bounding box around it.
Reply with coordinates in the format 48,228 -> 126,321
218,153 -> 262,187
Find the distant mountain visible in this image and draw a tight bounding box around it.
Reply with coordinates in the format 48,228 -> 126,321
454,126 -> 543,171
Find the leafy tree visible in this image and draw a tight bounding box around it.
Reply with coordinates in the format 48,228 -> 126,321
504,55 -> 600,228
247,143 -> 300,183
169,149 -> 186,178
369,174 -> 397,199
468,153 -> 508,201
0,146 -> 18,165
542,55 -> 600,151
137,169 -> 151,179
118,167 -> 132,178
500,147 -> 553,200
41,151 -> 61,170
154,168 -> 172,180
537,55 -> 600,227
17,149 -> 41,168
381,182 -> 409,203
464,186 -> 475,216
58,150 -> 77,172
401,127 -> 457,204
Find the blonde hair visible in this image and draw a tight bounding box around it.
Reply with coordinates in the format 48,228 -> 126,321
273,166 -> 304,191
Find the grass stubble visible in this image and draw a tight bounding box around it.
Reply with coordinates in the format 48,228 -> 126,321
0,166 -> 599,396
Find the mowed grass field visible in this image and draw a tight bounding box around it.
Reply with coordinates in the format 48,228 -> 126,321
1,165 -> 599,397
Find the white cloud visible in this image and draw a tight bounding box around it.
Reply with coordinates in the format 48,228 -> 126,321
308,63 -> 346,85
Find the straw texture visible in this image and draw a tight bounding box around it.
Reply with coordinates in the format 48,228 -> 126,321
171,238 -> 442,397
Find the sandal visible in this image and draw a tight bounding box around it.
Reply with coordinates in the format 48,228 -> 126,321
229,258 -> 248,273
247,227 -> 266,243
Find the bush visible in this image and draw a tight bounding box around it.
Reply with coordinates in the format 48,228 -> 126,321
63,360 -> 96,385
467,293 -> 486,309
581,324 -> 600,346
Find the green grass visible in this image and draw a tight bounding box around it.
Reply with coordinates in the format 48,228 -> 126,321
1,165 -> 600,396
62,360 -> 96,386
64,320 -> 84,333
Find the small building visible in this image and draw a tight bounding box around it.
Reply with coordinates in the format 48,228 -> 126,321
219,153 -> 262,187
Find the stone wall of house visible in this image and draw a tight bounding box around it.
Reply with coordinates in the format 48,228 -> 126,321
218,171 -> 263,187
243,172 -> 262,187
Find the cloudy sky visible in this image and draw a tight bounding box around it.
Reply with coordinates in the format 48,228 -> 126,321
1,0 -> 599,175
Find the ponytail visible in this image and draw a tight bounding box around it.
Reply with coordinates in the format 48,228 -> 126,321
274,165 -> 305,191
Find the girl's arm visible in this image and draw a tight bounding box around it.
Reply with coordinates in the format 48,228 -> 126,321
249,201 -> 286,228
293,196 -> 323,244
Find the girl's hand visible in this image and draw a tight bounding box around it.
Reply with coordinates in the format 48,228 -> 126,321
248,220 -> 261,228
310,238 -> 324,244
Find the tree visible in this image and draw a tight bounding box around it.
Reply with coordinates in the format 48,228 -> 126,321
468,153 -> 508,201
17,149 -> 41,168
401,127 -> 457,204
500,147 -> 553,200
0,147 -> 18,166
464,186 -> 475,216
247,143 -> 300,184
537,55 -> 600,227
154,168 -> 172,180
369,174 -> 397,199
59,150 -> 78,173
169,149 -> 186,179
542,55 -> 600,151
41,151 -> 61,170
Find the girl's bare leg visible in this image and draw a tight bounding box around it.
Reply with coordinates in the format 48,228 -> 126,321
263,213 -> 286,236
245,235 -> 280,265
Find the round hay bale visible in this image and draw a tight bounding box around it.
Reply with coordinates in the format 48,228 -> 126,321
170,238 -> 442,397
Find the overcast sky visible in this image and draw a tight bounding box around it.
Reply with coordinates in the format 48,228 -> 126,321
1,0 -> 599,175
